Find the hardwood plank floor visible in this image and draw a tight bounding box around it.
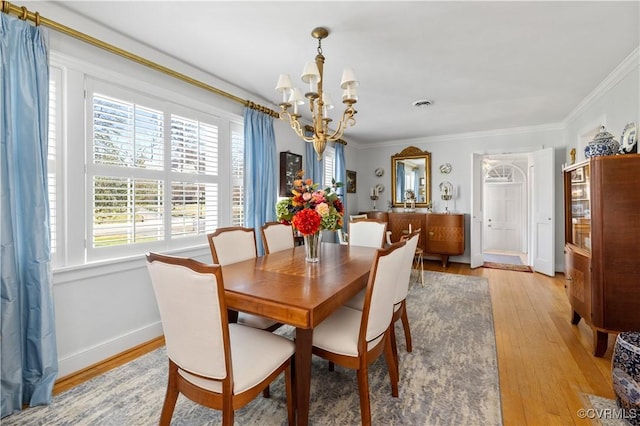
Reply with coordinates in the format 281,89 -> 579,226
53,261 -> 615,425
423,260 -> 615,425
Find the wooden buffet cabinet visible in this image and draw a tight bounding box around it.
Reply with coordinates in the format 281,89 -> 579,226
365,211 -> 465,266
563,155 -> 640,357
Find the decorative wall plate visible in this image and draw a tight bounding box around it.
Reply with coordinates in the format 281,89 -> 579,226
620,122 -> 637,154
439,163 -> 452,174
375,183 -> 385,193
375,167 -> 384,177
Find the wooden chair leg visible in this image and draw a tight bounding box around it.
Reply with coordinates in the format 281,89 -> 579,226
328,361 -> 335,371
383,331 -> 399,397
160,360 -> 180,426
400,302 -> 412,352
284,363 -> 295,426
222,388 -> 234,426
222,409 -> 234,426
390,319 -> 399,372
262,386 -> 270,398
356,366 -> 372,426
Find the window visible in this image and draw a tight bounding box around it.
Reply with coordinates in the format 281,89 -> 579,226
230,123 -> 244,226
91,94 -> 167,248
46,58 -> 244,267
169,115 -> 219,238
323,145 -> 335,188
85,79 -> 226,260
48,66 -> 62,266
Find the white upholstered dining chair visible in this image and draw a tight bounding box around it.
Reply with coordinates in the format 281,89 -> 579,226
311,241 -> 405,426
389,230 -> 420,364
207,227 -> 281,332
345,230 -> 420,372
260,222 -> 295,254
145,252 -> 295,426
348,219 -> 388,248
338,214 -> 370,245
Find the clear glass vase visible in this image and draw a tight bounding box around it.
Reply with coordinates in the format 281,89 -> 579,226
303,232 -> 322,263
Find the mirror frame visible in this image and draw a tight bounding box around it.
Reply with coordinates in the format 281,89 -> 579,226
391,146 -> 432,207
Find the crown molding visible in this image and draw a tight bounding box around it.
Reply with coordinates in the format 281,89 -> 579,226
365,122 -> 565,150
564,47 -> 639,124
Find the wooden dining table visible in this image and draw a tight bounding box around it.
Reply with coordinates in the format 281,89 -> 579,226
220,242 -> 377,426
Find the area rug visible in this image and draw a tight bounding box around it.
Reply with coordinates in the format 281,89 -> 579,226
584,394 -> 629,426
483,253 -> 524,265
4,271 -> 502,426
483,261 -> 534,273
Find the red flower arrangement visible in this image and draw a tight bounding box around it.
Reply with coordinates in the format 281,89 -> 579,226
276,172 -> 344,236
291,208 -> 322,235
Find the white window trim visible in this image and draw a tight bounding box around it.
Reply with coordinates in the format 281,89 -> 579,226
85,78 -> 224,261
48,52 -> 244,268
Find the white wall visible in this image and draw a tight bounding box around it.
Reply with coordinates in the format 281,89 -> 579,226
564,49 -> 639,162
33,2 -> 638,377
351,125 -> 566,266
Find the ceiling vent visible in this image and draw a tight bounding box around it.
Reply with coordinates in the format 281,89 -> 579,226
412,99 -> 433,108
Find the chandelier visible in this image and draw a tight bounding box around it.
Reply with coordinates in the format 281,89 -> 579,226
275,27 -> 359,160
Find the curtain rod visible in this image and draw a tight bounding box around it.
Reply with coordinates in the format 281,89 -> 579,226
1,1 -> 347,145
1,0 -> 281,118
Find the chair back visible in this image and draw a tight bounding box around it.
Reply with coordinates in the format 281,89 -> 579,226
261,222 -> 295,254
395,230 -> 420,304
337,229 -> 349,245
361,241 -> 406,342
348,219 -> 387,248
349,214 -> 368,222
146,252 -> 230,380
207,227 -> 257,265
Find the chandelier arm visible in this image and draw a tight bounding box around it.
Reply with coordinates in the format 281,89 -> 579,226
279,110 -> 312,142
326,108 -> 357,141
288,113 -> 314,143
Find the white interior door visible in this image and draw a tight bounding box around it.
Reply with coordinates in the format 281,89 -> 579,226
483,183 -> 523,251
470,153 -> 484,268
532,147 -> 555,276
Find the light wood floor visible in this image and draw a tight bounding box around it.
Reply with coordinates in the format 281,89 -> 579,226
423,260 -> 614,425
54,261 -> 614,425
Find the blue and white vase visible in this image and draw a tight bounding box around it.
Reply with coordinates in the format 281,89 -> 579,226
612,332 -> 640,425
584,125 -> 620,158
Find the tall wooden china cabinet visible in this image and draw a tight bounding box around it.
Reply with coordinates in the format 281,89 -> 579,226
563,155 -> 640,357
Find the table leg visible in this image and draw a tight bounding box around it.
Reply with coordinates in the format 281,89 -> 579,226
295,327 -> 313,426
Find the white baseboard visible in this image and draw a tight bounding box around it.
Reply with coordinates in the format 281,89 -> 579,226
56,322 -> 163,378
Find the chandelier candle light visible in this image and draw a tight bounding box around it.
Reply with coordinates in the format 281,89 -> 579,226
276,27 -> 359,160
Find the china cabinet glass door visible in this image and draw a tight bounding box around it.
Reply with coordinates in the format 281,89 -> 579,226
568,164 -> 591,251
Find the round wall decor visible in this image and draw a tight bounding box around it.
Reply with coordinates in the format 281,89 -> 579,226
439,163 -> 452,174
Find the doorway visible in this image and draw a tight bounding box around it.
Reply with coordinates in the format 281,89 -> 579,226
482,158 -> 528,265
470,147 -> 555,275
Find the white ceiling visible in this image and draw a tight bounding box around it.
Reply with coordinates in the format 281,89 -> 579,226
51,1 -> 639,146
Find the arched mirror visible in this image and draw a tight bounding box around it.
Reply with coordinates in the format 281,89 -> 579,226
391,146 -> 432,207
